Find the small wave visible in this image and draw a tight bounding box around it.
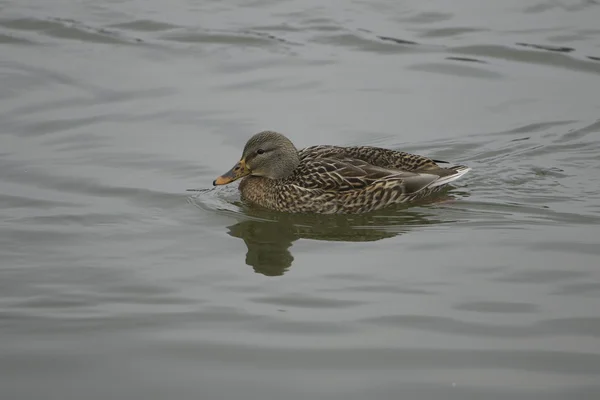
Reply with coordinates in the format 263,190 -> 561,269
160,28 -> 295,47
187,185 -> 246,216
0,17 -> 143,45
449,44 -> 600,76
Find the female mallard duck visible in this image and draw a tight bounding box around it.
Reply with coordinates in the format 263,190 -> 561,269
213,131 -> 470,214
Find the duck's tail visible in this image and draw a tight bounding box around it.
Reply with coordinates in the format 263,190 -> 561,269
428,165 -> 471,189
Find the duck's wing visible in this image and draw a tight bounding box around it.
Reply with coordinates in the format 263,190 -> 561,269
299,145 -> 441,172
290,157 -> 444,193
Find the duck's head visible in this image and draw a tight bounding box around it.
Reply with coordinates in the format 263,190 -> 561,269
213,131 -> 300,186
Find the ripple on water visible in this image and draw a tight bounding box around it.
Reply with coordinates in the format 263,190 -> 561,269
151,342 -> 600,376
449,44 -> 600,76
407,60 -> 504,79
359,315 -> 600,339
493,269 -> 590,284
250,293 -> 365,309
552,282 -> 600,297
107,20 -> 180,32
453,301 -> 539,314
0,17 -> 143,44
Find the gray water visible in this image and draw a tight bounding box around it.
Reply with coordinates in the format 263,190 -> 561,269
2,0 -> 600,399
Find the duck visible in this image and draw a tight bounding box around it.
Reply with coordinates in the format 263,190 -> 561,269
213,131 -> 470,214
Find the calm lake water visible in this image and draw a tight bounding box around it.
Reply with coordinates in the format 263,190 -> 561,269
2,0 -> 600,399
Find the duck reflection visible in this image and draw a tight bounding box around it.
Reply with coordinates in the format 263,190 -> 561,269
226,197 -> 452,276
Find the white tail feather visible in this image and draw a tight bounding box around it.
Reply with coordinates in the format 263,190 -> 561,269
427,166 -> 471,189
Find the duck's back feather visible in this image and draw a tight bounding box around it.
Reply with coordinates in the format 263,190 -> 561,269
299,145 -> 441,171
285,157 -> 439,194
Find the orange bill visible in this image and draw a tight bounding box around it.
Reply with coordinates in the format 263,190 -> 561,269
213,158 -> 251,186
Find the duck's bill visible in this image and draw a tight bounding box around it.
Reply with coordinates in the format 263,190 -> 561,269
213,159 -> 250,186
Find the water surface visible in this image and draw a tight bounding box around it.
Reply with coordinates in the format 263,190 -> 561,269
1,0 -> 600,399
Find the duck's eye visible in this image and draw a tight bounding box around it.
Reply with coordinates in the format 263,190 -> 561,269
256,149 -> 265,155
